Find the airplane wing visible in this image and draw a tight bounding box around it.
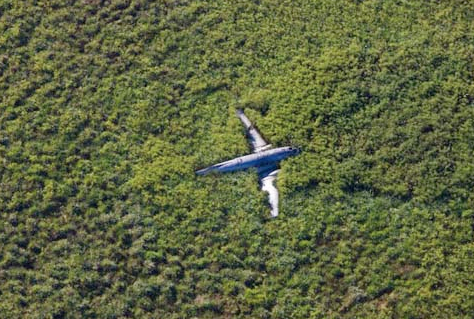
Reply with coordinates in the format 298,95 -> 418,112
236,109 -> 271,152
258,165 -> 280,217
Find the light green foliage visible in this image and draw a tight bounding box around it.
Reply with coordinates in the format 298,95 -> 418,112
1,0 -> 474,317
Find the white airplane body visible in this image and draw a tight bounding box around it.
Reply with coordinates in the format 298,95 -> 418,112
196,109 -> 300,217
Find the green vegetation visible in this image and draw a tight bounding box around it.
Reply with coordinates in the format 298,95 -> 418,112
1,0 -> 474,317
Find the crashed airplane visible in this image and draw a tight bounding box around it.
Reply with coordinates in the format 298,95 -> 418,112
196,109 -> 300,217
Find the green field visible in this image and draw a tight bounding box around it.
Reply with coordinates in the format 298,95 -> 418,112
1,1 -> 474,317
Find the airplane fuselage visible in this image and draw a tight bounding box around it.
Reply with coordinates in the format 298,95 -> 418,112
196,146 -> 299,175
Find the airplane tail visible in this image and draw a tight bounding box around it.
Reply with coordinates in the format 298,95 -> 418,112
195,167 -> 213,175
195,163 -> 224,175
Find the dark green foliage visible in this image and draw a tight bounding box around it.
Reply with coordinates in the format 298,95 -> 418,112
1,0 -> 474,317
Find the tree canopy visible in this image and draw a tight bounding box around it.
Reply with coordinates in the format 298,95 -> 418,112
1,0 -> 473,318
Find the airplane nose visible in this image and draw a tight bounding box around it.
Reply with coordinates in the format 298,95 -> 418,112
289,147 -> 301,154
